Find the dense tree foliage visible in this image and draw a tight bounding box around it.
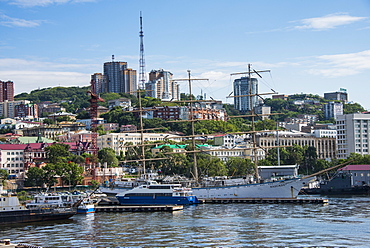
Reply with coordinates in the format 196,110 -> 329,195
0,169 -> 9,186
98,148 -> 119,167
24,167 -> 44,187
15,86 -> 91,113
265,94 -> 365,122
343,103 -> 365,114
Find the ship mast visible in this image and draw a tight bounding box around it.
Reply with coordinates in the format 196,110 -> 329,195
171,71 -> 208,184
231,64 -> 270,183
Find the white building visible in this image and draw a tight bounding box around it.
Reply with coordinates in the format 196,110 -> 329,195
324,102 -> 343,120
108,98 -> 131,110
145,69 -> 180,101
312,129 -> 337,138
0,144 -> 26,179
336,113 -> 370,159
97,133 -> 183,155
201,145 -> 265,162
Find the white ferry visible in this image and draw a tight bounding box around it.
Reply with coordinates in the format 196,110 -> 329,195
116,181 -> 199,205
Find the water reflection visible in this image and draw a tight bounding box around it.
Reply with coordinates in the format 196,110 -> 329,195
1,196 -> 370,247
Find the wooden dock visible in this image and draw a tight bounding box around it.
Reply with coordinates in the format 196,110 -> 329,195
95,205 -> 183,212
200,198 -> 328,204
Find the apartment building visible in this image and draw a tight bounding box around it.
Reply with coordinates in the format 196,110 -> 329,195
336,113 -> 370,159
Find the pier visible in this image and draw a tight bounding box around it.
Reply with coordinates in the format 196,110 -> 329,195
200,198 -> 328,204
95,205 -> 183,212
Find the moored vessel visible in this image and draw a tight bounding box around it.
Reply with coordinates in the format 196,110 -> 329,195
0,191 -> 76,224
116,180 -> 199,205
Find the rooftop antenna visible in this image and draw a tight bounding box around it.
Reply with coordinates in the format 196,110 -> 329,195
139,11 -> 146,90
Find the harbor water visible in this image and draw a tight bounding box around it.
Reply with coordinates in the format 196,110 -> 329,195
1,196 -> 370,247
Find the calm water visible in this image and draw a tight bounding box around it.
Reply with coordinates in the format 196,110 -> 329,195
1,196 -> 370,247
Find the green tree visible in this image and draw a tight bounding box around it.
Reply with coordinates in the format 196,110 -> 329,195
344,103 -> 365,114
61,162 -> 84,187
0,169 -> 9,186
98,148 -> 119,167
225,157 -> 254,177
43,119 -> 54,125
196,154 -> 227,177
42,163 -> 58,188
24,167 -> 45,187
301,146 -> 318,175
255,119 -> 276,131
45,143 -> 72,163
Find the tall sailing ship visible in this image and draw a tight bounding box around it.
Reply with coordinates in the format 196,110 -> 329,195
119,65 -> 313,200
185,65 -> 313,199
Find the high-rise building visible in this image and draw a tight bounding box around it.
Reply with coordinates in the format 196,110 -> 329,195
233,77 -> 258,112
324,102 -> 343,120
91,73 -> 104,94
0,80 -> 14,102
98,59 -> 137,95
146,69 -> 179,101
336,113 -> 370,159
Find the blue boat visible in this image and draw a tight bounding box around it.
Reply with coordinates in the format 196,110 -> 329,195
76,198 -> 96,214
115,181 -> 199,205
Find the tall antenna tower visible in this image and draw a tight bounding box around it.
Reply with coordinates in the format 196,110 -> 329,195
139,11 -> 146,89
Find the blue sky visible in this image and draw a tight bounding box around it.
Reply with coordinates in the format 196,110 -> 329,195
0,0 -> 370,109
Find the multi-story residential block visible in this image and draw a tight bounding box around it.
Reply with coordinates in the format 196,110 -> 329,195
97,133 -> 183,155
256,131 -> 337,160
101,60 -> 137,94
0,144 -> 26,178
233,77 -> 258,113
0,100 -> 31,118
324,102 -> 343,120
145,69 -> 179,101
14,103 -> 38,119
0,80 -> 14,102
336,113 -> 370,159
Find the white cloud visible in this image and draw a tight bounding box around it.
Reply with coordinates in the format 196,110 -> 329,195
0,14 -> 43,27
0,58 -> 98,94
294,13 -> 367,30
7,0 -> 96,7
308,50 -> 370,77
0,58 -> 98,71
0,70 -> 90,94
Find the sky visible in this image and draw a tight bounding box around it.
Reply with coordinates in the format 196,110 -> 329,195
0,0 -> 370,109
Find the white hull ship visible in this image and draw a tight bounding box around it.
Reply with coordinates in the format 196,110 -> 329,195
192,177 -> 312,199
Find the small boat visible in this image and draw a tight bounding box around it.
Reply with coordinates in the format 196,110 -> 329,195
0,188 -> 76,224
27,192 -> 97,214
76,198 -> 96,214
115,181 -> 200,205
